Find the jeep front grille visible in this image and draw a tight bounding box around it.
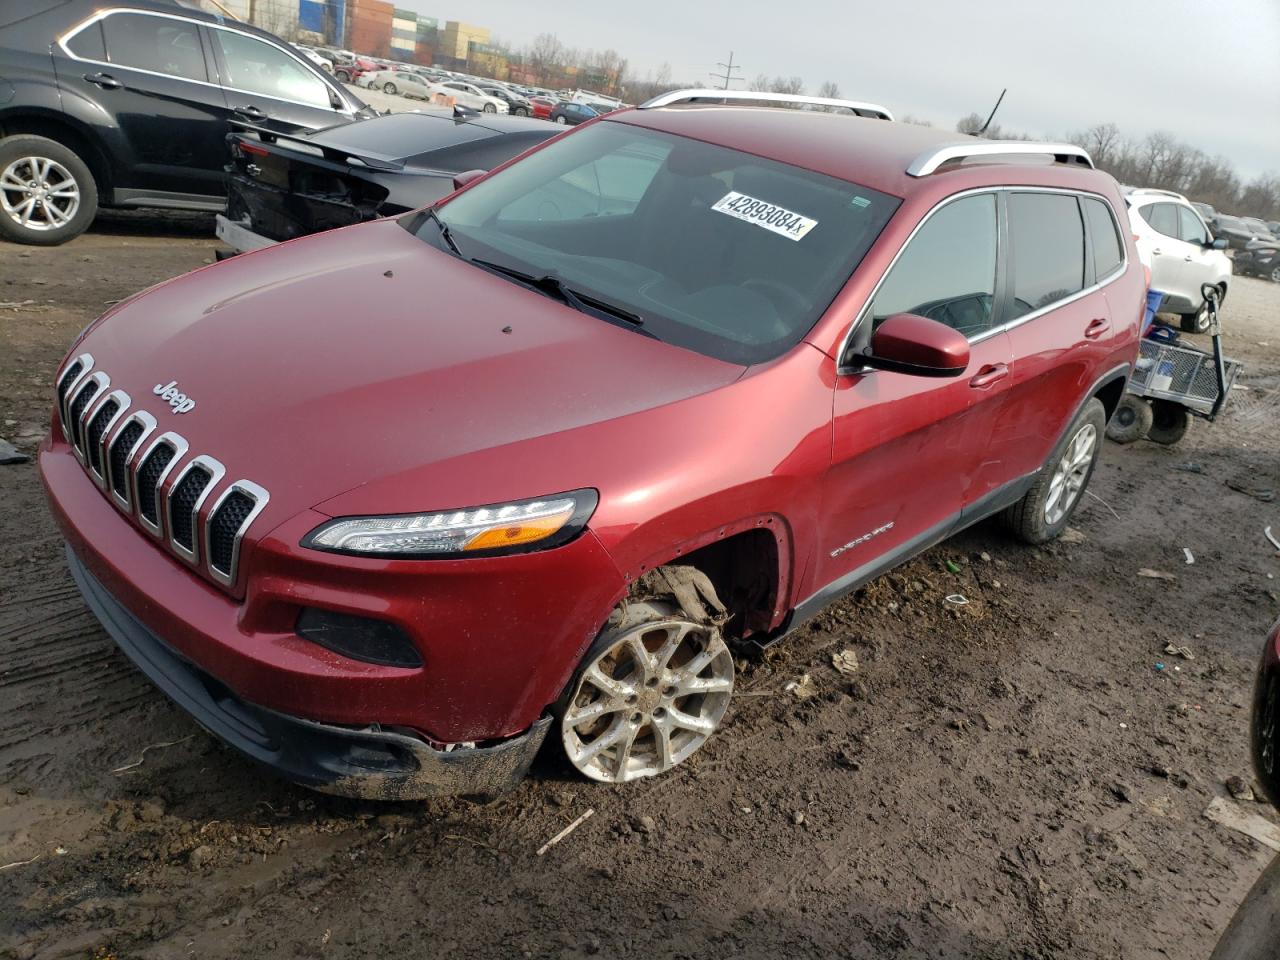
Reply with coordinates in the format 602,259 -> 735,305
55,359 -> 270,590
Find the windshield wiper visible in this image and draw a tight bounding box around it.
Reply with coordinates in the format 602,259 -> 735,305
424,207 -> 462,257
469,258 -> 645,328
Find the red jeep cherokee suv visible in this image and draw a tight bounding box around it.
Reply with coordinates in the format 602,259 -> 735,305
41,90 -> 1143,798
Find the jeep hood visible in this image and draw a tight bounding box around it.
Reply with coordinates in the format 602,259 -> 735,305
76,218 -> 744,528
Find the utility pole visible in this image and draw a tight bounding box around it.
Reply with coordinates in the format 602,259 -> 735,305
710,51 -> 741,90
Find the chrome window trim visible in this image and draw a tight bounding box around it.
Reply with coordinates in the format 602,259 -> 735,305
86,389 -> 131,487
836,186 -> 1129,374
56,352 -> 94,443
206,480 -> 270,587
106,410 -> 157,513
133,431 -> 189,538
57,8 -> 354,116
167,455 -> 226,565
906,142 -> 1093,177
70,372 -> 110,463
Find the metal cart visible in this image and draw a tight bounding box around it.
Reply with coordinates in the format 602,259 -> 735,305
1107,284 -> 1241,445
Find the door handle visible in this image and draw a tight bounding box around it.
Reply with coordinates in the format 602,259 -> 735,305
969,363 -> 1009,389
84,72 -> 121,89
1152,248 -> 1164,256
1184,255 -> 1194,262
234,105 -> 268,121
1084,318 -> 1110,340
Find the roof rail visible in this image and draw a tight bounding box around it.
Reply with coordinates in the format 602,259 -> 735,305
639,89 -> 893,121
906,141 -> 1094,177
1127,187 -> 1189,202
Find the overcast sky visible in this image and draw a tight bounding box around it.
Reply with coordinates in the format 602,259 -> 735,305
406,0 -> 1280,180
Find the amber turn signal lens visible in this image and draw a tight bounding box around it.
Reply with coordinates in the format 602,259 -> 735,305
463,506 -> 575,551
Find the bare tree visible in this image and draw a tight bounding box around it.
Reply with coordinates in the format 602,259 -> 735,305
748,73 -> 772,92
527,33 -> 565,84
816,80 -> 841,100
769,76 -> 805,95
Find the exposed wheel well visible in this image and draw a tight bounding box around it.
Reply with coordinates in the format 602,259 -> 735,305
1094,375 -> 1127,422
0,115 -> 111,198
643,530 -> 780,642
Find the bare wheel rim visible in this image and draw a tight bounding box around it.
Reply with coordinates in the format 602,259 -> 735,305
1045,422 -> 1097,525
1,156 -> 80,232
562,616 -> 733,783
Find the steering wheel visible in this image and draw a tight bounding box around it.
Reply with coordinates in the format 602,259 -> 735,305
742,278 -> 806,315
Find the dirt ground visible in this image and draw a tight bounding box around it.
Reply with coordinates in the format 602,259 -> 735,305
1,214 -> 1278,960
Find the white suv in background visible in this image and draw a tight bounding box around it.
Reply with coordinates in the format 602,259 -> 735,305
429,80 -> 509,113
1125,188 -> 1231,333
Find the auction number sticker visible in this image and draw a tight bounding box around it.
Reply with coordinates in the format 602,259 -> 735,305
711,191 -> 818,241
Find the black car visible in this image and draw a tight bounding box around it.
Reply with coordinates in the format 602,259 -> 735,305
217,109 -> 557,252
549,101 -> 600,126
1233,241 -> 1280,282
479,84 -> 533,117
1211,215 -> 1258,251
0,0 -> 373,245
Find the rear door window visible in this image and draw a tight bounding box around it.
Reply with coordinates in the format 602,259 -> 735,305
102,12 -> 207,82
212,29 -> 331,108
868,193 -> 998,338
1006,192 -> 1085,319
1178,206 -> 1208,245
1082,197 -> 1123,279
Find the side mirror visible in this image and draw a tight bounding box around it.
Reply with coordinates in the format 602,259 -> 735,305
452,169 -> 486,191
857,313 -> 970,377
1210,237 -> 1229,250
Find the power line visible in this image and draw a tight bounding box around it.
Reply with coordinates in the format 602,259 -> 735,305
710,51 -> 742,90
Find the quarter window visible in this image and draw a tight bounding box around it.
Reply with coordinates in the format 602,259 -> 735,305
1007,192 -> 1085,319
66,20 -> 106,61
1178,206 -> 1208,245
1082,197 -> 1123,279
212,30 -> 331,109
869,193 -> 998,338
1144,202 -> 1179,239
102,13 -> 206,82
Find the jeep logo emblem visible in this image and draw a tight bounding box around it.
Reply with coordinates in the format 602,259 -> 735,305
153,380 -> 196,414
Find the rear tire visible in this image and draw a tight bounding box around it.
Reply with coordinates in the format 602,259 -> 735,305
1147,399 -> 1190,445
1106,395 -> 1153,444
335,69 -> 350,83
1004,398 -> 1106,544
0,135 -> 98,246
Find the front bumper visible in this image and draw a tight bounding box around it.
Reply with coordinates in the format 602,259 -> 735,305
67,545 -> 550,799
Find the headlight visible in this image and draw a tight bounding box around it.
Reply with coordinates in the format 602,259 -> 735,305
303,489 -> 597,558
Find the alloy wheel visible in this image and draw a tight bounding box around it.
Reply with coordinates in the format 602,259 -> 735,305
1271,266 -> 1280,283
0,157 -> 80,232
562,613 -> 733,783
1044,422 -> 1096,525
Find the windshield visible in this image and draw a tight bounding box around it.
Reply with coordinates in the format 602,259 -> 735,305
417,122 -> 899,364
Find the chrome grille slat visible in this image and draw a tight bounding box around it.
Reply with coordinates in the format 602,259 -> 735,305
167,455 -> 225,564
106,410 -> 156,511
206,481 -> 270,587
56,353 -> 93,443
69,372 -> 108,459
133,432 -> 188,537
56,361 -> 269,590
